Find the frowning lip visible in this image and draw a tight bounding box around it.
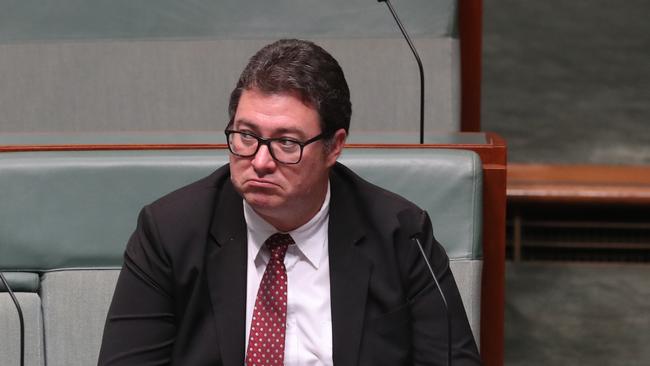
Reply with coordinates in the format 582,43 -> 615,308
244,178 -> 280,189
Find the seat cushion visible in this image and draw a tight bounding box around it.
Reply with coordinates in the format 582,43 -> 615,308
0,292 -> 45,366
40,270 -> 120,366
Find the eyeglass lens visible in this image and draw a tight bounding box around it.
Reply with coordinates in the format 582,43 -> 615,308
228,132 -> 302,164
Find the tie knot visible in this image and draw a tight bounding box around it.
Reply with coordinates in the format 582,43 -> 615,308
265,233 -> 293,259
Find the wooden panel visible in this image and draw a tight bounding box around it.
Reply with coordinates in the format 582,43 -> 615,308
508,164 -> 650,205
459,0 -> 483,132
0,144 -> 227,152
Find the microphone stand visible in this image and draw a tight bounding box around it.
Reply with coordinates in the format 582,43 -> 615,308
397,209 -> 452,366
0,272 -> 25,366
378,0 -> 426,144
412,236 -> 452,366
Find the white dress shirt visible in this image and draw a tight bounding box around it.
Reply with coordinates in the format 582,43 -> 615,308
244,184 -> 333,366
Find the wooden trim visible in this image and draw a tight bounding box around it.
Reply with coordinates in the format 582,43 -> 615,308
474,138 -> 506,366
509,163 -> 650,184
508,163 -> 650,205
0,143 -> 492,152
459,0 -> 483,132
0,133 -> 506,155
0,144 -> 228,152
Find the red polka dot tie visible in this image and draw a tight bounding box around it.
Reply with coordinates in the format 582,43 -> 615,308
246,233 -> 293,366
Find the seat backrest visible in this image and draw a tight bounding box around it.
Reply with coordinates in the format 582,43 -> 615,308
0,147 -> 482,365
0,0 -> 460,136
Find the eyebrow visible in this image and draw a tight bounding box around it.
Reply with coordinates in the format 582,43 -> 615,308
234,119 -> 307,138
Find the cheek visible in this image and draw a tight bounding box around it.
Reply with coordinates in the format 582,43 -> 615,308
275,167 -> 299,189
290,161 -> 326,191
229,158 -> 247,182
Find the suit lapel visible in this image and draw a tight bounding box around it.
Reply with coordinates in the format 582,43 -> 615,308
205,180 -> 248,366
203,166 -> 373,366
328,171 -> 372,366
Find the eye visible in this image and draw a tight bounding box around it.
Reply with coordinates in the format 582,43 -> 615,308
237,132 -> 258,146
275,138 -> 300,152
240,132 -> 256,141
278,138 -> 298,147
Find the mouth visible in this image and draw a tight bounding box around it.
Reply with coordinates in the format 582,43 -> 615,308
244,179 -> 280,190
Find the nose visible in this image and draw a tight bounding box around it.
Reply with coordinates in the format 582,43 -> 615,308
251,144 -> 277,174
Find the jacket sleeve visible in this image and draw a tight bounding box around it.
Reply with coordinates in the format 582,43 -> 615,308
97,206 -> 176,366
404,210 -> 482,366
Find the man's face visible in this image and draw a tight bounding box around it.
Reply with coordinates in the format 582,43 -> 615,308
228,88 -> 346,231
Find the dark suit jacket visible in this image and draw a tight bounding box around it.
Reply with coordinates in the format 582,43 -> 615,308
98,163 -> 481,365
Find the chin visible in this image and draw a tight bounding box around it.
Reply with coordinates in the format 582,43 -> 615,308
242,191 -> 284,211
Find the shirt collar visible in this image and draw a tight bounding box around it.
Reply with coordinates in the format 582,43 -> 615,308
243,181 -> 330,269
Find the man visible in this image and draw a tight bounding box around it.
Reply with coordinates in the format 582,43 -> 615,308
98,39 -> 480,365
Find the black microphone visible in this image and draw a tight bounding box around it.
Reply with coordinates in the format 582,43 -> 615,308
397,209 -> 451,366
377,0 -> 426,144
0,272 -> 25,366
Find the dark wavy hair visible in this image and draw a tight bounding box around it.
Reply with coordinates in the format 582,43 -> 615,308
228,39 -> 352,137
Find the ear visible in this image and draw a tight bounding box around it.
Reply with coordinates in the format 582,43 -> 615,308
325,129 -> 347,167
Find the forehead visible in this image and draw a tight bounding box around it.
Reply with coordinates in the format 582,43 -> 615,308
233,89 -> 320,135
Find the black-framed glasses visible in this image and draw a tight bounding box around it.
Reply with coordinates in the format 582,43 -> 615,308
224,130 -> 326,164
